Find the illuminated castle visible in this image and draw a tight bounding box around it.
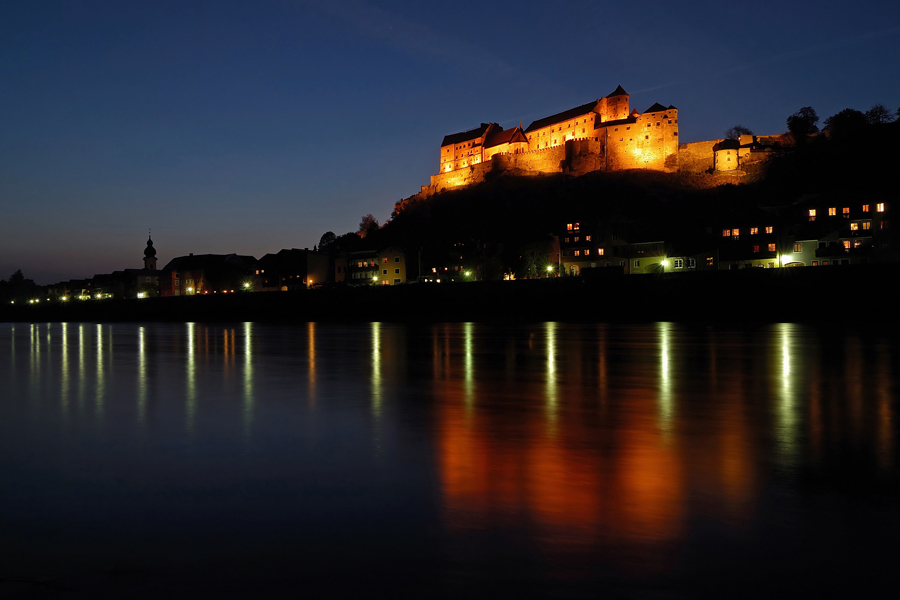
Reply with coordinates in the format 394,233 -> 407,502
421,85 -> 679,196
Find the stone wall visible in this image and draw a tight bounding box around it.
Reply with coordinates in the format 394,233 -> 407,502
606,111 -> 679,172
678,139 -> 719,173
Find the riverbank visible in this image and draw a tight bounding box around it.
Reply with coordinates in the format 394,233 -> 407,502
2,265 -> 896,324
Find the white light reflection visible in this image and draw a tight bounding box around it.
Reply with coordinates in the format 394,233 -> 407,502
658,322 -> 673,433
78,324 -> 85,409
61,323 -> 69,415
96,324 -> 104,417
138,326 -> 147,424
371,322 -> 382,421
242,322 -> 254,437
30,324 -> 40,393
775,323 -> 798,471
186,322 -> 196,432
545,322 -> 558,434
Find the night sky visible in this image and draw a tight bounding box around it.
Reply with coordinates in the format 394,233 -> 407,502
2,0 -> 899,284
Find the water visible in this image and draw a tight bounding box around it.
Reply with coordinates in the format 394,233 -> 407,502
1,321 -> 898,598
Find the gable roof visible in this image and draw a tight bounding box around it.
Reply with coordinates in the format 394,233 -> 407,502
644,102 -> 669,113
525,100 -> 602,133
606,85 -> 628,97
441,123 -> 498,147
484,126 -> 528,148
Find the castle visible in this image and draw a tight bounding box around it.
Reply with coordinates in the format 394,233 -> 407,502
420,85 -> 680,196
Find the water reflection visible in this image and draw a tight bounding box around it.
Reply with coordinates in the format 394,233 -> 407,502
1,321 -> 898,591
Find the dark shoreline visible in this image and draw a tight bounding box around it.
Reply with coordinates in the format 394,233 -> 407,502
2,265 -> 896,325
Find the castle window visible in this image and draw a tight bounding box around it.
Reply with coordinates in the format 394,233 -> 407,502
615,128 -> 618,131
674,132 -> 678,136
626,126 -> 630,130
646,136 -> 649,140
668,120 -> 672,124
656,122 -> 660,126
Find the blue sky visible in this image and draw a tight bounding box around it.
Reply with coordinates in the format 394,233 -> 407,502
2,0 -> 899,283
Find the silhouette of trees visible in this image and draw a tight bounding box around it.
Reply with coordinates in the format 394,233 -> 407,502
318,231 -> 336,253
358,214 -> 379,238
787,107 -> 819,137
865,104 -> 894,125
725,125 -> 752,140
823,108 -> 867,138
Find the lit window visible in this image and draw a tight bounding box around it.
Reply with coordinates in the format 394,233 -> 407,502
574,250 -> 581,256
854,240 -> 862,248
573,223 -> 580,231
598,248 -> 605,256
382,258 -> 388,264
809,209 -> 817,221
585,235 -> 591,241
567,223 -> 573,231
753,245 -> 760,253
877,203 -> 885,212
828,207 -> 836,216
750,227 -> 758,235
843,240 -> 851,249
723,229 -> 731,237
812,261 -> 818,266
706,257 -> 714,266
564,237 -> 570,243
863,204 -> 870,212
842,207 -> 850,218
768,243 -> 776,252
574,236 -> 579,242
765,226 -> 773,234
585,249 -> 590,255
863,222 -> 871,230
850,223 -> 859,231
794,243 -> 802,252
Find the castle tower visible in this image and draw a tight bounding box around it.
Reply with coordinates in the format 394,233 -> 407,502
143,233 -> 157,270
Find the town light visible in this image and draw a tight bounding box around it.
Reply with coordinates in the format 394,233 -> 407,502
546,265 -> 553,272
661,260 -> 669,267
137,292 -> 146,299
465,271 -> 471,277
61,296 -> 68,301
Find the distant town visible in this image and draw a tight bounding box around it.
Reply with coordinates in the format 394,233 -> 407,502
1,93 -> 898,307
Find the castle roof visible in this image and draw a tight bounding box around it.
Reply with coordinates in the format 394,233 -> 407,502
441,123 -> 498,147
713,139 -> 741,152
644,102 -> 670,113
593,115 -> 638,130
484,126 -> 528,148
606,85 -> 628,97
525,100 -> 602,133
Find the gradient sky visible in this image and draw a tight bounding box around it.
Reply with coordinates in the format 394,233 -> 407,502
2,0 -> 899,283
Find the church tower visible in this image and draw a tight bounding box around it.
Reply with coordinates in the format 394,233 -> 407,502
143,233 -> 157,270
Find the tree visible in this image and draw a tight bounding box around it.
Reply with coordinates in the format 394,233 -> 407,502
786,107 -> 819,137
725,125 -> 752,140
318,231 -> 336,253
358,214 -> 379,238
865,104 -> 893,125
823,108 -> 866,138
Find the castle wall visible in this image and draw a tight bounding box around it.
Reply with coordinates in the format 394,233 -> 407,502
678,140 -> 719,173
429,161 -> 493,193
493,145 -> 567,175
567,138 -> 607,174
605,109 -> 678,172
